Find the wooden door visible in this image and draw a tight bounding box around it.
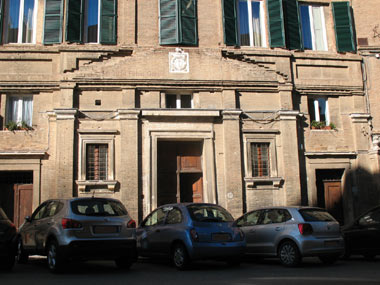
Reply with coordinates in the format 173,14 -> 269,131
13,184 -> 33,229
323,180 -> 343,224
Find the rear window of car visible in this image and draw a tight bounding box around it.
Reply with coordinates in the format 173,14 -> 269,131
187,205 -> 234,222
299,209 -> 336,222
71,199 -> 128,217
0,208 -> 8,220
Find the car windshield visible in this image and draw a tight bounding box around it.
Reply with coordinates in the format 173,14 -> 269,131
187,205 -> 234,222
71,199 -> 128,217
299,209 -> 336,222
0,208 -> 8,220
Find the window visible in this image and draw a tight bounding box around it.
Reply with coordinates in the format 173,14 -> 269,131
86,144 -> 108,180
262,209 -> 291,224
165,94 -> 192,109
159,0 -> 197,46
308,97 -> 330,125
236,210 -> 261,227
299,5 -> 327,51
251,143 -> 270,177
65,0 -> 116,44
6,95 -> 33,126
166,208 -> 183,224
2,0 -> 36,44
238,0 -> 266,47
143,208 -> 167,227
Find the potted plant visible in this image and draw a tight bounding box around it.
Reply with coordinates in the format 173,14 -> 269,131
20,121 -> 32,130
329,122 -> 336,130
311,120 -> 320,129
5,121 -> 18,131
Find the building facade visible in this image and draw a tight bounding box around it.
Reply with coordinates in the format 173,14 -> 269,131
0,0 -> 378,227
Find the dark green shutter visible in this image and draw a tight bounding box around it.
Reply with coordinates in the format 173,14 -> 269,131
266,0 -> 285,48
179,0 -> 197,45
222,0 -> 238,46
160,0 -> 179,45
100,0 -> 117,44
66,0 -> 83,42
0,0 -> 3,44
332,1 -> 355,52
43,0 -> 63,44
283,0 -> 302,50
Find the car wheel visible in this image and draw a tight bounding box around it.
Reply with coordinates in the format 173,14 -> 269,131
0,253 -> 15,271
47,240 -> 65,273
172,243 -> 190,270
115,257 -> 133,270
278,241 -> 301,267
16,238 -> 29,264
319,254 -> 340,265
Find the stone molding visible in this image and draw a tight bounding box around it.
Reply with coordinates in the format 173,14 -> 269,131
350,113 -> 371,123
304,151 -> 357,157
278,110 -> 300,120
143,110 -> 220,117
76,180 -> 118,192
244,177 -> 284,189
54,109 -> 78,120
222,110 -> 242,120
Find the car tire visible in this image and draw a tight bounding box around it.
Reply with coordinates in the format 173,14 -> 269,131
47,240 -> 65,273
172,243 -> 190,270
278,241 -> 301,267
0,253 -> 15,271
16,238 -> 29,264
115,257 -> 133,270
319,254 -> 340,265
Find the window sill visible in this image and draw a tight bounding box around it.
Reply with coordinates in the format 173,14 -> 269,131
244,177 -> 284,189
76,180 -> 118,192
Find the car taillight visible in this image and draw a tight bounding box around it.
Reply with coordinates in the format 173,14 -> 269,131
127,219 -> 136,228
61,218 -> 82,229
190,229 -> 199,242
298,223 -> 313,235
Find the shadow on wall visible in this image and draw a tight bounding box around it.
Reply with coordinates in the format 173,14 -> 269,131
343,166 -> 380,224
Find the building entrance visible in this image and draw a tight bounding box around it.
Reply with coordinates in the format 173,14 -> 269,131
157,141 -> 203,206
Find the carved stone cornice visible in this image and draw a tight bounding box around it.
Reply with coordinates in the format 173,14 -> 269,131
222,110 -> 242,120
54,108 -> 78,120
117,109 -> 141,120
279,110 -> 300,121
350,113 -> 371,123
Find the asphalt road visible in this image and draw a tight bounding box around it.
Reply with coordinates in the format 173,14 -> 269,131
1,256 -> 380,285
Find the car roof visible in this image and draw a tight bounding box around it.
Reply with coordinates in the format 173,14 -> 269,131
246,206 -> 325,212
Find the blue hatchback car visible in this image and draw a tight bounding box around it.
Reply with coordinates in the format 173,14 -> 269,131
136,203 -> 246,269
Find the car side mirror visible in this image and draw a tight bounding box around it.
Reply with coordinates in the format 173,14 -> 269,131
25,216 -> 31,223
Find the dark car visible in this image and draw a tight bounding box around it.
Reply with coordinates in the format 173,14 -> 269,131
17,198 -> 137,273
136,203 -> 246,270
0,208 -> 17,271
342,205 -> 380,260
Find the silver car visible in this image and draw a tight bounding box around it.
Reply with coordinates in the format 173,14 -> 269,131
235,206 -> 344,266
16,197 -> 137,273
137,203 -> 246,270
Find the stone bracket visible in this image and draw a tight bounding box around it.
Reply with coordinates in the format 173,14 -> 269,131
76,180 -> 118,192
245,177 -> 284,189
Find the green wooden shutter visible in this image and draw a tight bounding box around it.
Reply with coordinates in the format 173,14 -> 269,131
0,0 -> 3,44
66,0 -> 83,42
179,0 -> 197,45
222,0 -> 238,46
43,0 -> 63,44
100,0 -> 117,44
266,0 -> 285,48
283,0 -> 302,50
332,1 -> 355,52
160,0 -> 179,45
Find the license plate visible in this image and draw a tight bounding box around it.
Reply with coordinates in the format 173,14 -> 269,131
212,233 -> 231,242
324,240 -> 339,247
93,226 -> 119,234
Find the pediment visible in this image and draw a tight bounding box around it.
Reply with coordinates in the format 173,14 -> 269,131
68,48 -> 282,83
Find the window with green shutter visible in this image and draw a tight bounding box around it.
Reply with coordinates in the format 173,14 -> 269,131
65,0 -> 116,44
332,1 -> 355,52
283,0 -> 302,50
43,0 -> 63,44
160,0 -> 198,46
222,0 -> 237,46
266,0 -> 285,48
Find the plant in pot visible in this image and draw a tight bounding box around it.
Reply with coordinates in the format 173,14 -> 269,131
311,120 -> 320,129
20,121 -> 32,130
5,121 -> 18,131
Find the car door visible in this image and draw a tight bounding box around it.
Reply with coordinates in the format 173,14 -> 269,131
236,210 -> 262,254
348,207 -> 380,253
249,209 -> 289,255
158,207 -> 184,256
22,202 -> 49,252
137,208 -> 167,256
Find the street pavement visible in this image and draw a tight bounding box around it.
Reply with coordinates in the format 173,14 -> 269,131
1,256 -> 379,285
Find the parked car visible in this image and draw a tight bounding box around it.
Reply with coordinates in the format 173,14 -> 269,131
136,203 -> 246,270
342,205 -> 380,260
0,208 -> 17,271
235,206 -> 344,267
16,197 -> 137,273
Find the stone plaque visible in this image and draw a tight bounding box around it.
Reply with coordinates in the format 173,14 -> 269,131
169,48 -> 189,73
